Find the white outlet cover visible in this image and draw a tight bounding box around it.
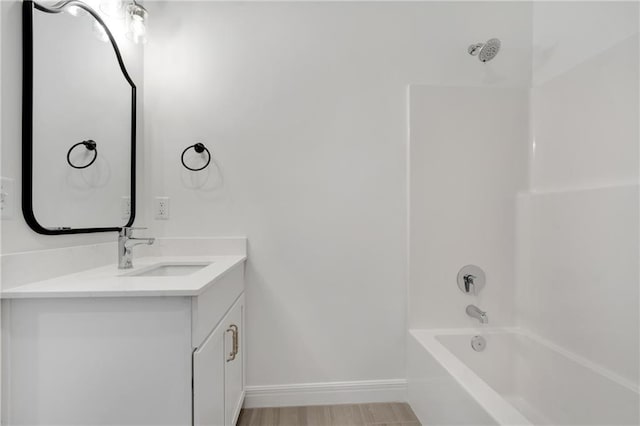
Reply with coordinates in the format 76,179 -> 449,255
121,196 -> 131,220
154,196 -> 170,220
1,177 -> 15,219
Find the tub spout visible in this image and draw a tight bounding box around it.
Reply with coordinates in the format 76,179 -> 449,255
466,304 -> 488,324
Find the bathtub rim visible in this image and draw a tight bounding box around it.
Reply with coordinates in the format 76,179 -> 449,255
409,327 -> 640,426
409,327 -> 531,425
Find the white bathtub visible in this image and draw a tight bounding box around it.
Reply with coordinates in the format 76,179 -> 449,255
408,328 -> 639,425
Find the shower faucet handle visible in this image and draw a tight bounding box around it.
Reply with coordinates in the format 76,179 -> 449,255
457,265 -> 486,295
463,274 -> 476,293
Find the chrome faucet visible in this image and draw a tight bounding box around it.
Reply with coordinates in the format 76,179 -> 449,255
466,304 -> 488,324
118,227 -> 155,269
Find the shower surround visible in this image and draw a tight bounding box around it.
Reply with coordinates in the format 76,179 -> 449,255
407,2 -> 639,424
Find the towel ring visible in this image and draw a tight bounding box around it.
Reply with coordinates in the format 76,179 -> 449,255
67,140 -> 97,169
181,143 -> 211,172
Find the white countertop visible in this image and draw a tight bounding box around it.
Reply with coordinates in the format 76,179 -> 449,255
1,255 -> 246,299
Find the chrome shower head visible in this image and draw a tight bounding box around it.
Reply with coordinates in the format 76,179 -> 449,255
468,38 -> 501,62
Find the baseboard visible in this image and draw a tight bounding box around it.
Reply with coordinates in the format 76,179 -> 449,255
243,379 -> 408,408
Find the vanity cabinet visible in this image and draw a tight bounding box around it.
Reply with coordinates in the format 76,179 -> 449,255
1,261 -> 246,426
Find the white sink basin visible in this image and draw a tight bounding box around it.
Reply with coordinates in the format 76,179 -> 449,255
126,263 -> 212,277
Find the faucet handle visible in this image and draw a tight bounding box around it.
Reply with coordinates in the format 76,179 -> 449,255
463,274 -> 476,294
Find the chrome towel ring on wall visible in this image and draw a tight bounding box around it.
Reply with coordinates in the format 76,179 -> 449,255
181,142 -> 211,171
67,139 -> 98,169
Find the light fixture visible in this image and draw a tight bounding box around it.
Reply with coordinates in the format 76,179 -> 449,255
64,0 -> 148,45
126,0 -> 148,44
99,0 -> 124,19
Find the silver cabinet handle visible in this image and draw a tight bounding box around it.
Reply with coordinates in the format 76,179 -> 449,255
226,324 -> 238,362
232,324 -> 239,358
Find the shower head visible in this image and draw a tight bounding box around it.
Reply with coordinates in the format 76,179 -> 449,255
468,38 -> 501,62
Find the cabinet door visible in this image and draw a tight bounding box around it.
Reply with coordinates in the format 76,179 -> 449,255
224,295 -> 245,426
193,322 -> 225,426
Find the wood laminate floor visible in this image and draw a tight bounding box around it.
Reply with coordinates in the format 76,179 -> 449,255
237,402 -> 420,426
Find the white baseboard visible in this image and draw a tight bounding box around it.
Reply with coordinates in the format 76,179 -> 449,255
243,379 -> 408,408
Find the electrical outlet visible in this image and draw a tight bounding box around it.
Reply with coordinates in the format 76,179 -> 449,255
1,177 -> 15,219
155,196 -> 170,220
121,196 -> 131,219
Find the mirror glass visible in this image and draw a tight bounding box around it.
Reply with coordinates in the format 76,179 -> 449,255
25,0 -> 135,233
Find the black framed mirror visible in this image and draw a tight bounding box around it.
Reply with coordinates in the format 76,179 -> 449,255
22,0 -> 136,234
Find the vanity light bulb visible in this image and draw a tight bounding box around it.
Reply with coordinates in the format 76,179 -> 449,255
126,1 -> 148,44
129,15 -> 146,44
67,5 -> 80,16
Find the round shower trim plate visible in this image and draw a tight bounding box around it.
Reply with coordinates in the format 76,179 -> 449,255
456,264 -> 486,294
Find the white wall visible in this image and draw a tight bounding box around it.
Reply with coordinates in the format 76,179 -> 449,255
530,34 -> 638,191
0,0 -> 145,255
516,1 -> 639,386
409,86 -> 529,329
517,185 -> 639,385
144,1 -> 533,389
532,1 -> 638,87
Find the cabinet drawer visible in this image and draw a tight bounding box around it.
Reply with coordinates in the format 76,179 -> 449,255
191,263 -> 244,347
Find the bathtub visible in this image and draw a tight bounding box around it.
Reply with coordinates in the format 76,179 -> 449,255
408,328 -> 639,425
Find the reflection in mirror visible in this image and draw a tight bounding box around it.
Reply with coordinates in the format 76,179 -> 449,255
23,0 -> 136,234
